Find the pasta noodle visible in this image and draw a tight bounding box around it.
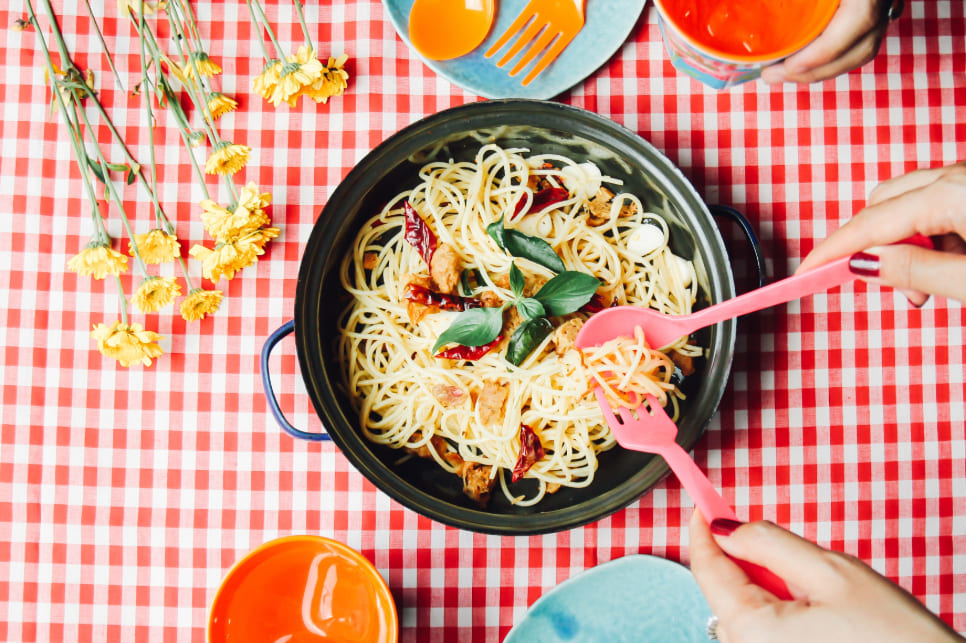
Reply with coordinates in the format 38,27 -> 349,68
337,144 -> 702,506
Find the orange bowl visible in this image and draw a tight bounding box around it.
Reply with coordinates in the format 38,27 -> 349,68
208,535 -> 398,643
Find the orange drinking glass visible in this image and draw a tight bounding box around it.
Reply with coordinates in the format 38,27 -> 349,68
652,0 -> 840,88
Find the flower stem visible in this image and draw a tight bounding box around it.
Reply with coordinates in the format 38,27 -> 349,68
292,0 -> 314,52
136,1 -> 164,229
244,0 -> 274,63
72,101 -> 151,278
27,0 -> 130,321
163,6 -> 239,202
81,0 -> 125,90
137,21 -> 212,198
114,274 -> 130,324
250,0 -> 288,60
26,0 -> 105,237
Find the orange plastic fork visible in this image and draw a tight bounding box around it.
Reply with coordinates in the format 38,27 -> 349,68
484,0 -> 585,86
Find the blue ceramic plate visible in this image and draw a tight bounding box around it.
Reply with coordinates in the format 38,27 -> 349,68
381,0 -> 648,99
505,555 -> 713,642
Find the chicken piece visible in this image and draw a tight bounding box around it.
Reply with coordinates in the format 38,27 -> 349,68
460,462 -> 496,507
669,350 -> 696,377
526,163 -> 556,190
496,307 -> 523,353
523,275 -> 548,298
363,251 -> 379,270
586,186 -> 615,226
478,380 -> 510,425
551,318 -> 583,356
405,433 -> 464,470
430,243 -> 462,295
431,384 -> 467,408
479,290 -> 503,308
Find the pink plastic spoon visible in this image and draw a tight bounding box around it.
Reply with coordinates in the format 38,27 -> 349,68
578,235 -> 934,350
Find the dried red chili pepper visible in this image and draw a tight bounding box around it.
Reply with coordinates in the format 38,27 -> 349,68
434,335 -> 503,361
580,293 -> 608,314
511,186 -> 570,220
404,283 -> 482,311
404,200 -> 437,266
512,424 -> 545,482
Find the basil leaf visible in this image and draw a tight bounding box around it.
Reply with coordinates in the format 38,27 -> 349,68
506,317 -> 553,366
502,229 -> 565,274
432,306 -> 505,352
486,217 -> 507,250
487,216 -> 565,274
459,269 -> 473,297
515,297 -> 545,321
509,263 -> 525,298
533,271 -> 600,317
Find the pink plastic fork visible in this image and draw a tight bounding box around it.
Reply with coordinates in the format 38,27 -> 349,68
578,234 -> 934,350
594,390 -> 794,600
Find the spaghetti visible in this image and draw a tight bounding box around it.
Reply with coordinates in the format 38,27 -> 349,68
337,144 -> 701,506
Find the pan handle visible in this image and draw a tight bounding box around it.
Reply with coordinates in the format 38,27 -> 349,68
260,320 -> 331,441
709,204 -> 767,290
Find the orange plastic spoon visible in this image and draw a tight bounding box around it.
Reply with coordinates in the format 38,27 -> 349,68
408,0 -> 497,61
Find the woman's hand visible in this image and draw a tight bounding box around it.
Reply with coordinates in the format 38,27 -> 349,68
797,162 -> 966,306
760,0 -> 899,84
688,510 -> 963,643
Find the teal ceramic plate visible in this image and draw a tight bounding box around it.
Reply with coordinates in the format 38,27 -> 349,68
381,0 -> 648,99
505,555 -> 713,642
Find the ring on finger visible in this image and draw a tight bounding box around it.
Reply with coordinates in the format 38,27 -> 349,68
706,615 -> 721,641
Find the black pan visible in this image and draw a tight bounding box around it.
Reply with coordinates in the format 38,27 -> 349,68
263,100 -> 740,535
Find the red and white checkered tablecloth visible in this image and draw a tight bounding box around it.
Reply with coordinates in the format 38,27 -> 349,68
1,1 -> 964,641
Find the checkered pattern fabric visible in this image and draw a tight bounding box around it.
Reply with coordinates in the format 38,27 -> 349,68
1,1 -> 964,640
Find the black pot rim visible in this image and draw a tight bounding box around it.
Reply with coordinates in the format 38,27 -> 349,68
293,99 -> 736,535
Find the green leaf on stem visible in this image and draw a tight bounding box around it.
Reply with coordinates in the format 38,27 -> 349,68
533,271 -> 600,317
432,306 -> 505,353
509,262 -> 525,298
506,317 -> 554,366
515,297 -> 546,321
486,216 -> 565,274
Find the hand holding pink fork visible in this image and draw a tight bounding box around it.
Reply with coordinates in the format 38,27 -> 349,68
593,390 -> 794,600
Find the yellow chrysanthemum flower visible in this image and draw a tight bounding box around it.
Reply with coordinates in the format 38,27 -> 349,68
306,54 -> 350,104
236,227 -> 281,256
90,321 -> 164,367
207,92 -> 238,120
200,197 -> 270,241
129,229 -> 181,264
237,181 -> 273,212
204,141 -> 251,176
190,242 -> 259,282
68,242 -> 129,280
180,288 -> 224,322
270,46 -> 324,107
252,60 -> 282,101
45,64 -> 93,112
184,51 -> 222,80
117,0 -> 166,15
132,276 -> 182,313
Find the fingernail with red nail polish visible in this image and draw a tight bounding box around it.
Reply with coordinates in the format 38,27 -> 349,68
849,251 -> 880,278
709,518 -> 743,536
